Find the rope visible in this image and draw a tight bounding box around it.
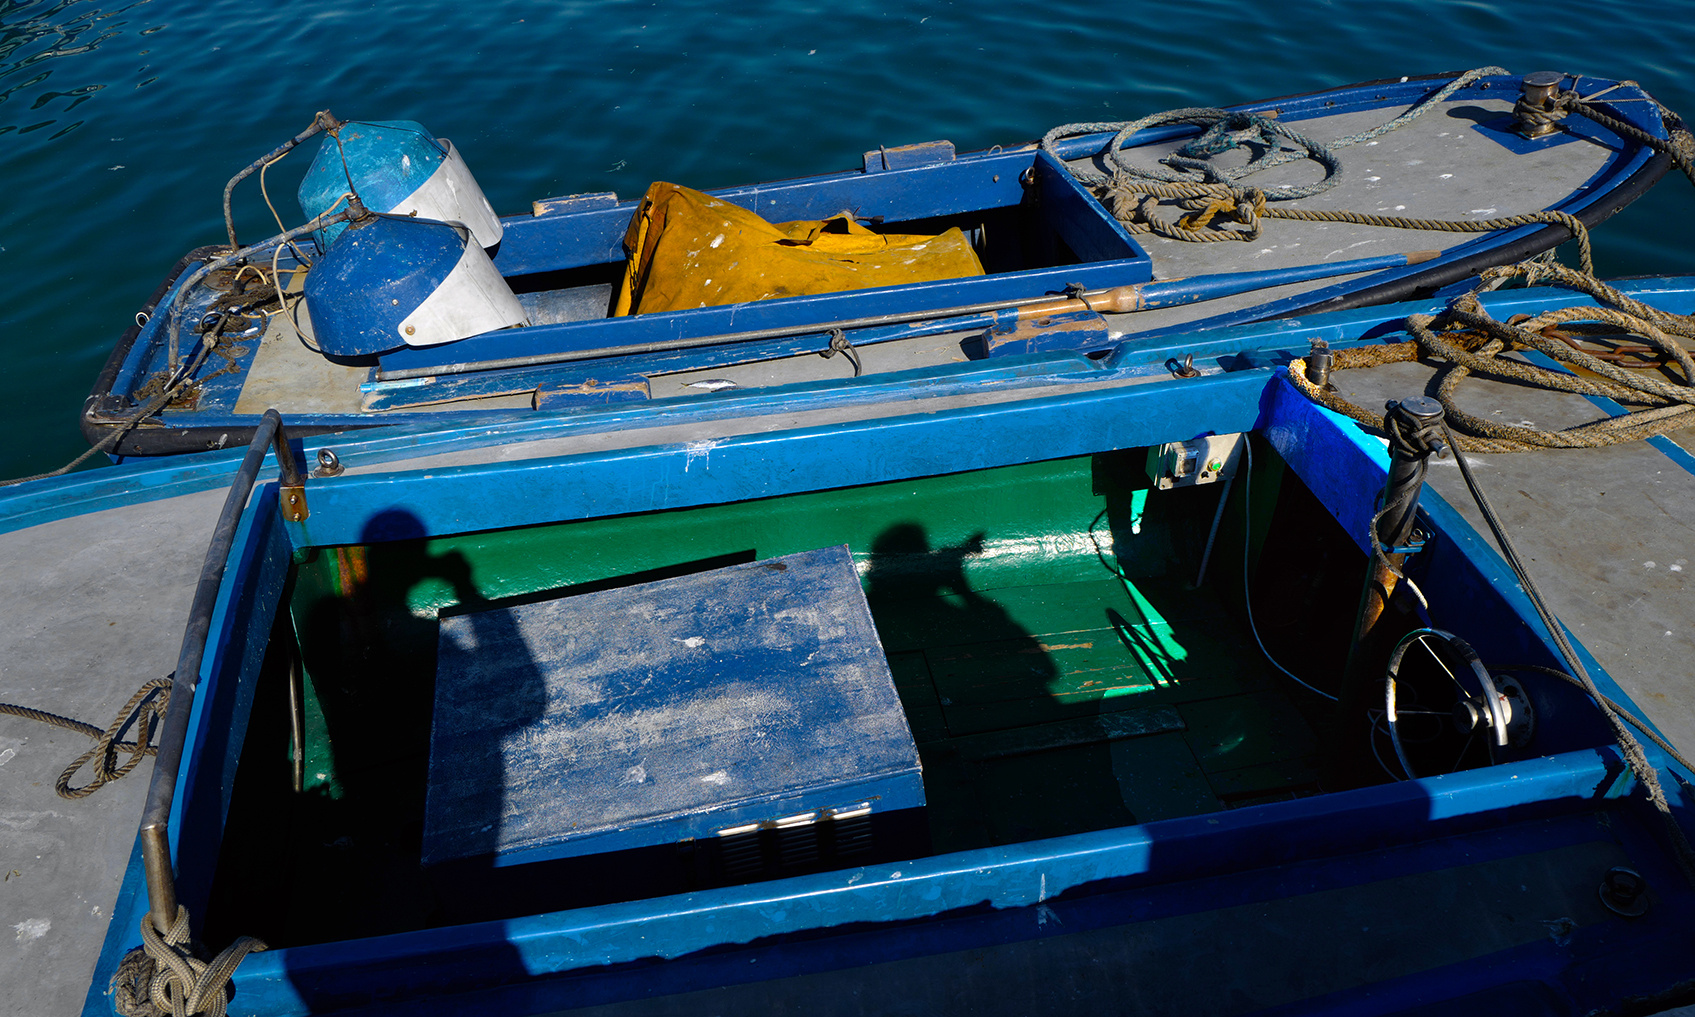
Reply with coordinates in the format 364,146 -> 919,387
0,676 -> 172,799
1041,68 -> 1506,193
1286,263 -> 1695,452
1278,257 -> 1695,882
1561,88 -> 1695,190
0,339 -> 214,487
112,906 -> 266,1017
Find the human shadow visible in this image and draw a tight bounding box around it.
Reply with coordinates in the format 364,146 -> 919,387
863,522 -> 1136,847
280,508 -> 546,1010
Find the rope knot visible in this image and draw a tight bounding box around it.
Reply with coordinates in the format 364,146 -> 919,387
1174,187 -> 1264,238
1512,89 -> 1575,132
1172,111 -> 1276,160
112,907 -> 266,1017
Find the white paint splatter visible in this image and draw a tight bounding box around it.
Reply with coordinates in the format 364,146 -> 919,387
1440,173 -> 1453,179
1470,208 -> 1498,216
700,770 -> 730,785
675,636 -> 705,649
683,438 -> 720,472
13,918 -> 49,942
1645,561 -> 1657,569
626,764 -> 647,784
709,233 -> 725,248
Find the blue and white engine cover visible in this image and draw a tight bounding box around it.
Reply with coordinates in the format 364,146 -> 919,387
302,215 -> 527,358
298,120 -> 504,251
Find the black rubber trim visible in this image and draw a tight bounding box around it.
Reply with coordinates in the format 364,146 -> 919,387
80,246 -> 390,456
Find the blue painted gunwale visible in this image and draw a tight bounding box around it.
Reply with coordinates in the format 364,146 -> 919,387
76,354 -> 1695,1015
87,71 -> 1672,455
33,276 -> 1695,536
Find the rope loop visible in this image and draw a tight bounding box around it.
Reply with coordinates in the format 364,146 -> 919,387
55,677 -> 172,799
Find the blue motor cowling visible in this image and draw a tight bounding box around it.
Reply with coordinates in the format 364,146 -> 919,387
294,119 -> 526,356
302,212 -> 527,358
298,120 -> 504,250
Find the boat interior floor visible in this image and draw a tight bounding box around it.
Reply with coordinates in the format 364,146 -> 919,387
1330,356 -> 1695,753
198,446 -> 1365,949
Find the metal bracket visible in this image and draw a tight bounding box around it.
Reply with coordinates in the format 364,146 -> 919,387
280,484 -> 308,523
1382,527 -> 1429,557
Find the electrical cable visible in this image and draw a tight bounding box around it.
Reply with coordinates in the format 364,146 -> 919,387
1241,440 -> 1337,702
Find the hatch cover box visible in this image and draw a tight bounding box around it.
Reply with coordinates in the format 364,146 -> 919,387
422,544 -> 925,874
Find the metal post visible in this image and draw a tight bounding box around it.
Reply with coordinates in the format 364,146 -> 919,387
1329,396 -> 1446,788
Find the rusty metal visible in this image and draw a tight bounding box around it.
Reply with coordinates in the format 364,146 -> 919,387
1168,353 -> 1202,378
1304,338 -> 1333,387
222,110 -> 342,250
287,647 -> 306,794
313,448 -> 345,478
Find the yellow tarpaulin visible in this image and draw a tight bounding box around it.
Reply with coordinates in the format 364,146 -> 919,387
613,182 -> 984,316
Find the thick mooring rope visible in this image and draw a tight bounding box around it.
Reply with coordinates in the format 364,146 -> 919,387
1282,259 -> 1695,885
1042,65 -> 1506,193
1287,262 -> 1695,452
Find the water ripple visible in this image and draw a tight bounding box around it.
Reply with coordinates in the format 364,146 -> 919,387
0,0 -> 162,141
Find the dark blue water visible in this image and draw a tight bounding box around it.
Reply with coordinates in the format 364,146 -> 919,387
5,0 -> 1695,479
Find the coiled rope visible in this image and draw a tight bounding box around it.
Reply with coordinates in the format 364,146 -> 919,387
1279,257 -> 1695,884
1042,66 -> 1506,194
1287,262 -> 1695,451
0,676 -> 172,799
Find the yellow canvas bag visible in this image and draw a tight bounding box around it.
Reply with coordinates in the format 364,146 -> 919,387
613,182 -> 984,316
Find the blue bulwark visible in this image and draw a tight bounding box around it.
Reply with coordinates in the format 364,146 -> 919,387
422,545 -> 924,867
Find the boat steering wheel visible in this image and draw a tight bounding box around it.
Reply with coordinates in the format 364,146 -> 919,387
1382,628 -> 1529,780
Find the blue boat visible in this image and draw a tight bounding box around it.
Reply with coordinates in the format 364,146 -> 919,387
12,271 -> 1693,1015
82,69 -> 1680,457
